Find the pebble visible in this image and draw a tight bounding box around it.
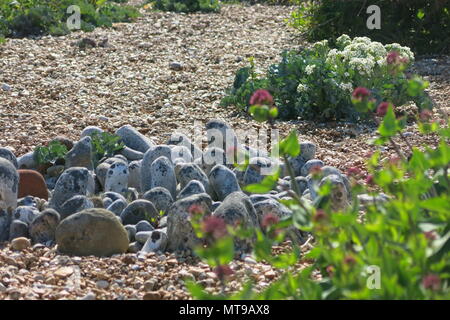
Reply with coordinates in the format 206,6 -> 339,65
11,237 -> 31,251
96,280 -> 110,290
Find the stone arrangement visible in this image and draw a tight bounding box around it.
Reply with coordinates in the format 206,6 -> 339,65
0,119 -> 352,257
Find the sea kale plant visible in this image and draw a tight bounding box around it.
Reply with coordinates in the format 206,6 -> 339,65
222,35 -> 433,121
149,0 -> 220,13
188,77 -> 449,299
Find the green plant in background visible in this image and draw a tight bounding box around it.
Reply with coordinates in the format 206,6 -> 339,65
188,72 -> 449,299
222,35 -> 433,121
149,0 -> 220,13
34,141 -> 68,165
290,0 -> 450,55
89,131 -> 125,168
0,0 -> 139,39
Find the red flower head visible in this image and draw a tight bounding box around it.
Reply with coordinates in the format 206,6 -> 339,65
343,255 -> 356,266
419,109 -> 433,122
352,87 -> 370,101
214,265 -> 234,281
312,209 -> 328,223
422,274 -> 441,291
365,175 -> 375,186
202,216 -> 228,239
261,213 -> 279,229
188,204 -> 204,216
424,231 -> 437,241
346,167 -> 361,177
386,51 -> 400,65
376,102 -> 392,117
250,89 -> 273,106
326,265 -> 335,277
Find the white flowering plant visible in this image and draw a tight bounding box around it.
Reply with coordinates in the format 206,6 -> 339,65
223,35 -> 433,121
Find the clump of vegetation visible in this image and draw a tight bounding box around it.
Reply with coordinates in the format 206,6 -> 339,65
89,131 -> 125,168
149,0 -> 220,13
0,0 -> 139,39
289,0 -> 450,55
188,78 -> 450,300
222,36 -> 433,121
34,140 -> 68,166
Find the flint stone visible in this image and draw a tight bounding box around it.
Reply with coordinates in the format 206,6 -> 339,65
9,219 -> 29,241
167,132 -> 202,160
209,165 -> 241,201
13,206 -> 39,224
65,136 -> 93,170
176,163 -> 212,196
140,230 -> 168,253
59,195 -> 94,220
104,161 -> 129,194
120,200 -> 158,226
106,199 -> 127,216
115,125 -> 154,153
136,220 -> 154,232
55,208 -> 129,257
29,208 -> 60,244
0,147 -> 18,168
166,193 -> 212,252
128,160 -> 142,192
0,158 -> 19,211
119,147 -> 144,161
206,119 -> 239,151
143,187 -> 173,214
147,156 -> 177,199
178,180 -> 205,200
49,168 -> 91,213
17,152 -> 37,170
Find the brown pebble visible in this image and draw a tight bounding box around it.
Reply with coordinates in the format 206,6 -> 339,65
11,237 -> 31,251
143,291 -> 161,300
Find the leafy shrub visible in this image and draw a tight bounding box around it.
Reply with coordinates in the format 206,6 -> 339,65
188,77 -> 450,300
151,0 -> 220,13
222,36 -> 433,121
0,0 -> 139,39
34,141 -> 68,165
89,131 -> 125,168
290,0 -> 450,55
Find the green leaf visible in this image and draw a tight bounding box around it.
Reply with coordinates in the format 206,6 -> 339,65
378,106 -> 398,138
244,169 -> 280,193
279,130 -> 300,157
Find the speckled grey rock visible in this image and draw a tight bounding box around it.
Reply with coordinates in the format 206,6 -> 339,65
167,132 -> 202,160
166,193 -> 212,252
177,180 -> 206,200
124,224 -> 136,242
103,197 -> 113,209
49,167 -> 91,213
65,136 -> 93,170
13,206 -> 39,224
211,201 -> 221,211
319,174 -> 349,211
128,160 -> 142,192
209,165 -> 241,201
140,229 -> 168,253
206,119 -> 239,151
95,162 -> 110,189
143,145 -> 173,168
103,191 -> 127,204
115,125 -> 154,153
289,176 -> 309,194
9,219 -> 29,241
29,208 -> 60,244
136,220 -> 154,232
147,156 -> 177,199
0,158 -> 19,211
0,148 -> 18,169
120,200 -> 158,226
59,195 -> 94,220
254,199 -> 292,225
243,157 -> 276,186
176,163 -> 212,196
119,147 -> 144,161
0,209 -> 12,241
17,196 -> 39,209
135,231 -> 153,244
56,208 -> 129,257
286,155 -> 307,177
80,126 -> 103,138
249,194 -> 274,204
199,147 -> 227,174
142,187 -> 173,214
299,141 -> 317,161
17,152 -> 36,170
106,198 -> 127,216
170,145 -> 193,163
104,161 -> 128,194
301,159 -> 324,176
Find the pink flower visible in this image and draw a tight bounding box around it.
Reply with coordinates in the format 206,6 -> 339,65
352,87 -> 370,100
202,216 -> 227,239
214,265 -> 234,281
312,209 -> 328,223
249,89 -> 273,106
424,231 -> 437,241
422,274 -> 441,291
387,51 -> 400,64
188,204 -> 204,216
365,175 -> 375,186
343,255 -> 356,266
261,213 -> 279,229
376,102 -> 392,117
346,167 -> 361,177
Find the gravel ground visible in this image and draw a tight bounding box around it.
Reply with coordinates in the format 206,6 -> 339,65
0,3 -> 449,300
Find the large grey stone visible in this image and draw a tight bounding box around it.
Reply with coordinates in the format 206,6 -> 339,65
177,180 -> 206,200
0,158 -> 19,211
176,163 -> 212,196
167,132 -> 202,160
17,152 -> 37,170
65,136 -> 93,170
9,219 -> 29,241
299,141 -> 317,161
106,198 -> 127,216
55,208 -> 129,257
142,187 -> 173,214
128,160 -> 142,192
166,193 -> 212,252
0,148 -> 18,169
208,165 -> 240,201
80,126 -> 103,138
301,159 -> 324,176
29,208 -> 60,244
140,229 -> 168,253
13,206 -> 39,224
59,195 -> 94,220
206,119 -> 239,151
104,161 -> 129,194
49,167 -> 91,213
115,125 -> 154,153
120,200 -> 158,226
147,156 -> 177,199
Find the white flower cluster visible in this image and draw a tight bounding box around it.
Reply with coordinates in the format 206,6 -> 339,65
324,35 -> 414,77
297,83 -> 308,93
305,64 -> 316,75
339,82 -> 353,93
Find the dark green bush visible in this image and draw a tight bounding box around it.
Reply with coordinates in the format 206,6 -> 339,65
151,0 -> 220,13
0,0 -> 139,39
290,0 -> 450,55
